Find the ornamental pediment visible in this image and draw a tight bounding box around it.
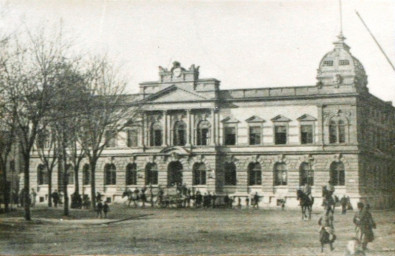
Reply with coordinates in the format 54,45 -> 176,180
297,114 -> 317,121
221,116 -> 240,123
144,85 -> 208,103
245,115 -> 265,123
271,115 -> 291,122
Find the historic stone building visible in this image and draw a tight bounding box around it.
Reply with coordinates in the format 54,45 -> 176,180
28,33 -> 395,209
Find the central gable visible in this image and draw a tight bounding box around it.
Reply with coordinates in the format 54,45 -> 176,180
145,86 -> 209,103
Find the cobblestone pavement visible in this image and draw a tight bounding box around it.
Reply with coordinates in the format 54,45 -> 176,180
0,204 -> 394,255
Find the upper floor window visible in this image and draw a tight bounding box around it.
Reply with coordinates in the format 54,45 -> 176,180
329,119 -> 346,144
274,162 -> 287,186
126,163 -> 137,185
224,162 -> 237,185
105,130 -> 117,148
104,163 -> 116,185
301,125 -> 313,144
150,122 -> 162,146
330,161 -> 345,186
248,162 -> 262,185
145,163 -> 158,185
193,163 -> 207,185
274,126 -> 287,145
173,121 -> 186,146
196,120 -> 210,146
127,129 -> 138,147
224,127 -> 236,145
249,126 -> 262,145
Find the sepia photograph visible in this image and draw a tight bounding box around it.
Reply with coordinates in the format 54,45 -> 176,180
0,0 -> 394,255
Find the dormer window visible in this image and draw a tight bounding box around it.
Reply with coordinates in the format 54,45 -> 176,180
323,60 -> 334,66
339,60 -> 350,65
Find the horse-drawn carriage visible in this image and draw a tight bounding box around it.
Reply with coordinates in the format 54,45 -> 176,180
158,187 -> 185,208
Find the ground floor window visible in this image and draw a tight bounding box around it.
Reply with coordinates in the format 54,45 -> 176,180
274,162 -> 287,185
330,161 -> 345,185
83,164 -> 90,185
37,164 -> 48,185
248,162 -> 262,185
105,164 -> 116,185
224,162 -> 236,185
145,163 -> 158,185
193,163 -> 207,185
126,163 -> 137,185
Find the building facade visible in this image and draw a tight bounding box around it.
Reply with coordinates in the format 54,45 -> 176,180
27,34 -> 395,209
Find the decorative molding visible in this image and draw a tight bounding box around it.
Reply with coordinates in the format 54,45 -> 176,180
297,114 -> 317,121
245,115 -> 265,123
271,115 -> 291,122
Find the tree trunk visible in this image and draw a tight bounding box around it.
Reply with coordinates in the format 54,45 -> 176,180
90,159 -> 96,210
48,171 -> 52,207
23,155 -> 31,220
74,165 -> 79,195
62,155 -> 69,216
1,161 -> 9,213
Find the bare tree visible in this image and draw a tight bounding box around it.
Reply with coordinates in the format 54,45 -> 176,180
0,26 -> 71,220
78,57 -> 139,209
35,125 -> 57,207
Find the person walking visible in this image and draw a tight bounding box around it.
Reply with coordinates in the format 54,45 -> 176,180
30,188 -> 37,207
353,202 -> 376,251
51,190 -> 60,208
245,197 -> 250,208
340,195 -> 348,214
318,205 -> 336,252
253,192 -> 259,209
96,201 -> 103,218
103,202 -> 110,218
140,187 -> 146,208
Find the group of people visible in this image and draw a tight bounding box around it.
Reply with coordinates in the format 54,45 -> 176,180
95,192 -> 110,218
12,188 -> 38,208
316,181 -> 376,255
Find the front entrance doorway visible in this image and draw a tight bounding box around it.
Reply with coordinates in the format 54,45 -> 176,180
168,161 -> 183,187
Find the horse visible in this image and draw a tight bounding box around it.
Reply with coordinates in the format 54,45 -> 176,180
296,189 -> 314,220
319,227 -> 336,252
122,190 -> 139,207
322,186 -> 338,213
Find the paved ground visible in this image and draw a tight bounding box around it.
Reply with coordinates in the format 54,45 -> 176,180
0,204 -> 394,255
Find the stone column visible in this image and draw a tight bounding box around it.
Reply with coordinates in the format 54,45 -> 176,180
190,111 -> 195,145
211,109 -> 215,145
317,104 -> 324,145
163,111 -> 168,146
186,109 -> 191,145
142,112 -> 146,147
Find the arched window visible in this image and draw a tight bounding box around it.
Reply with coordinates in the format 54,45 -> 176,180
330,162 -> 345,186
248,162 -> 262,185
150,122 -> 162,146
37,164 -> 48,185
145,163 -> 158,185
67,165 -> 74,185
126,163 -> 137,185
329,118 -> 347,144
224,162 -> 236,185
104,164 -> 116,185
274,163 -> 287,186
197,120 -> 210,146
173,121 -> 187,146
83,164 -> 90,185
299,162 -> 314,186
193,163 -> 207,185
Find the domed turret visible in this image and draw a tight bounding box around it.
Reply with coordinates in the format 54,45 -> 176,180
316,33 -> 368,90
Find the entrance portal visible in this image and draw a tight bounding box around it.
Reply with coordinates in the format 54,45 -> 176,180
168,161 -> 183,187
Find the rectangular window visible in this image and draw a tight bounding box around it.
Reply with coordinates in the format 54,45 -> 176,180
249,126 -> 261,145
127,130 -> 138,147
105,130 -> 117,147
339,60 -> 350,65
301,125 -> 313,144
224,127 -> 236,145
323,60 -> 334,66
275,126 -> 287,145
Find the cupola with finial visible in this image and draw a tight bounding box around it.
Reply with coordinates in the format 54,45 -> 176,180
316,2 -> 368,91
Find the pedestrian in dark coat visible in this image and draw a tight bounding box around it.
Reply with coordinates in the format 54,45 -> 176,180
245,197 -> 250,208
253,192 -> 259,209
103,202 -> 110,218
353,203 -> 376,251
340,195 -> 348,214
51,190 -> 60,208
97,201 -> 103,218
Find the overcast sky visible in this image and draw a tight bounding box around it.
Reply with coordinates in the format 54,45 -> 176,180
2,0 -> 395,102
